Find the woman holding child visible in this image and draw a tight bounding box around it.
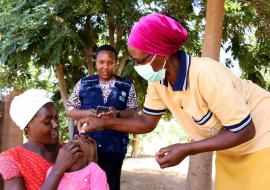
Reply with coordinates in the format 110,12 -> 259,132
0,89 -> 109,190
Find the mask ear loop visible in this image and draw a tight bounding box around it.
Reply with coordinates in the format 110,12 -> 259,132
162,57 -> 169,69
149,55 -> 157,66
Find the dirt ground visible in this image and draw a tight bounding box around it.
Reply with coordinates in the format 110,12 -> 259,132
121,155 -> 189,190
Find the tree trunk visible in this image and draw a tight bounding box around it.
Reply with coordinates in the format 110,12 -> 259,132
109,17 -> 115,47
0,91 -> 23,151
55,63 -> 68,103
186,0 -> 225,190
186,151 -> 213,190
83,15 -> 96,76
131,134 -> 139,158
201,0 -> 225,60
55,63 -> 74,140
116,54 -> 129,76
115,27 -> 123,53
85,49 -> 95,76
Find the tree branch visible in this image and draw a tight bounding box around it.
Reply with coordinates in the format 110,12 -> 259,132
159,2 -> 177,14
115,2 -> 145,52
109,16 -> 115,47
55,63 -> 68,104
84,49 -> 95,76
116,53 -> 129,76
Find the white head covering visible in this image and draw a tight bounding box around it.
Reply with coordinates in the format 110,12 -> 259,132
10,89 -> 52,130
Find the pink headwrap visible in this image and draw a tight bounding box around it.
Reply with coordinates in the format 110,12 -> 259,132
127,13 -> 188,56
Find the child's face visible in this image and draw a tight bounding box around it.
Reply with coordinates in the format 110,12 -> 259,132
70,135 -> 97,171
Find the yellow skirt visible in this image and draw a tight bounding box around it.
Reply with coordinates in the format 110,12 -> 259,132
215,147 -> 270,190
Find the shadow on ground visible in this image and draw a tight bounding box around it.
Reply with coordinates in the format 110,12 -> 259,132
121,155 -> 187,190
121,170 -> 186,190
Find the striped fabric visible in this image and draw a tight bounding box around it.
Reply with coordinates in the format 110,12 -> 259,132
143,107 -> 166,116
192,110 -> 213,125
224,114 -> 252,132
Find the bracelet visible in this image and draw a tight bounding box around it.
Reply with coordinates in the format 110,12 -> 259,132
116,111 -> 121,118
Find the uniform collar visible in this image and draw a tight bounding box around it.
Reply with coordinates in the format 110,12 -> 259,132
160,50 -> 191,91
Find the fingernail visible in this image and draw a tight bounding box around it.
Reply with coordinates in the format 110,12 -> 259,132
82,123 -> 88,128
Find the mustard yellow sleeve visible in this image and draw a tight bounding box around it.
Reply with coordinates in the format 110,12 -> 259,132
198,62 -> 251,132
143,82 -> 166,115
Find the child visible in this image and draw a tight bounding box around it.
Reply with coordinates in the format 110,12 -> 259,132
47,135 -> 109,190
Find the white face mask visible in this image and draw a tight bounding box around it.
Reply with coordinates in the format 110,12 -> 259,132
134,55 -> 167,82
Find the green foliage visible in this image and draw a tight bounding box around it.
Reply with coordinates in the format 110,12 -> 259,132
0,0 -> 150,140
0,61 -> 54,91
167,0 -> 205,56
0,0 -> 86,90
223,0 -> 270,88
